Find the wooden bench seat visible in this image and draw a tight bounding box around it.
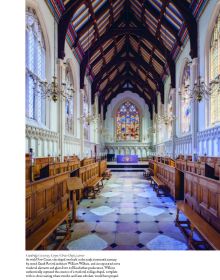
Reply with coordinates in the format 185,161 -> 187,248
89,176 -> 103,187
151,176 -> 167,196
99,160 -> 111,180
103,169 -> 112,180
79,162 -> 105,199
84,176 -> 104,198
26,209 -> 71,250
176,201 -> 220,250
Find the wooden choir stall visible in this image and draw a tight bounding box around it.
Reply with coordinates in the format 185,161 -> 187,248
25,154 -> 108,250
148,156 -> 220,250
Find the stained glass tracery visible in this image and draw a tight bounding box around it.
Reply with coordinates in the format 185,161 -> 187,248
116,101 -> 140,141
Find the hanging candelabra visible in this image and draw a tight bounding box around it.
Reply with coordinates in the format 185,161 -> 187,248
178,75 -> 214,102
155,114 -> 175,125
39,15 -> 75,102
80,111 -> 97,126
79,92 -> 98,126
162,114 -> 176,125
40,76 -> 75,102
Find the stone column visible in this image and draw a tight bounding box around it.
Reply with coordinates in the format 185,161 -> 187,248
171,88 -> 176,159
57,59 -> 65,161
94,93 -> 99,144
80,89 -> 85,159
190,58 -> 199,161
155,122 -> 158,155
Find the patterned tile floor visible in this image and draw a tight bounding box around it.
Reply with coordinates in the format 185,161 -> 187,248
64,172 -> 189,250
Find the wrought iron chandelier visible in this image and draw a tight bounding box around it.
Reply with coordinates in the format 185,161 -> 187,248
81,110 -> 97,126
40,76 -> 75,102
39,16 -> 74,102
178,75 -> 219,103
79,89 -> 98,126
156,113 -> 175,125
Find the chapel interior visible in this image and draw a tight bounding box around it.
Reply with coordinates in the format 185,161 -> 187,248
25,0 -> 220,251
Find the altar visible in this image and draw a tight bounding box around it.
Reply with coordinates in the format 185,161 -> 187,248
116,155 -> 138,163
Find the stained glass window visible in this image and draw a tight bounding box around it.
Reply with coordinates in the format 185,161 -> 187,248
180,63 -> 191,134
26,8 -> 46,124
116,101 -> 140,141
65,68 -> 74,134
210,13 -> 220,125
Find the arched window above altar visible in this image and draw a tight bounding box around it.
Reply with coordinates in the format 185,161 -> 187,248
116,101 -> 140,141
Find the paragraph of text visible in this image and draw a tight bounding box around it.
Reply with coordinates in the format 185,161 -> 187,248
26,254 -> 120,279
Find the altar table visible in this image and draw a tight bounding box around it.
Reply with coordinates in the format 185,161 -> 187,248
116,155 -> 138,163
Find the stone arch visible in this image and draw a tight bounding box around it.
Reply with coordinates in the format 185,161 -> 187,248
65,58 -> 77,91
142,148 -> 146,157
130,147 -> 135,155
65,58 -> 78,135
178,59 -> 191,136
26,0 -> 51,80
112,97 -> 143,118
137,148 -> 142,158
26,0 -> 53,130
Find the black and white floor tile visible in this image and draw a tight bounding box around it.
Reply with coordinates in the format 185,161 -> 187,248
62,172 -> 189,250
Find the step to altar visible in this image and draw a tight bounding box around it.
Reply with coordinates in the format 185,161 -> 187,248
107,161 -> 149,171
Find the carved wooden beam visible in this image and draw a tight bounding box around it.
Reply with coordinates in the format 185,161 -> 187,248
80,26 -> 175,89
